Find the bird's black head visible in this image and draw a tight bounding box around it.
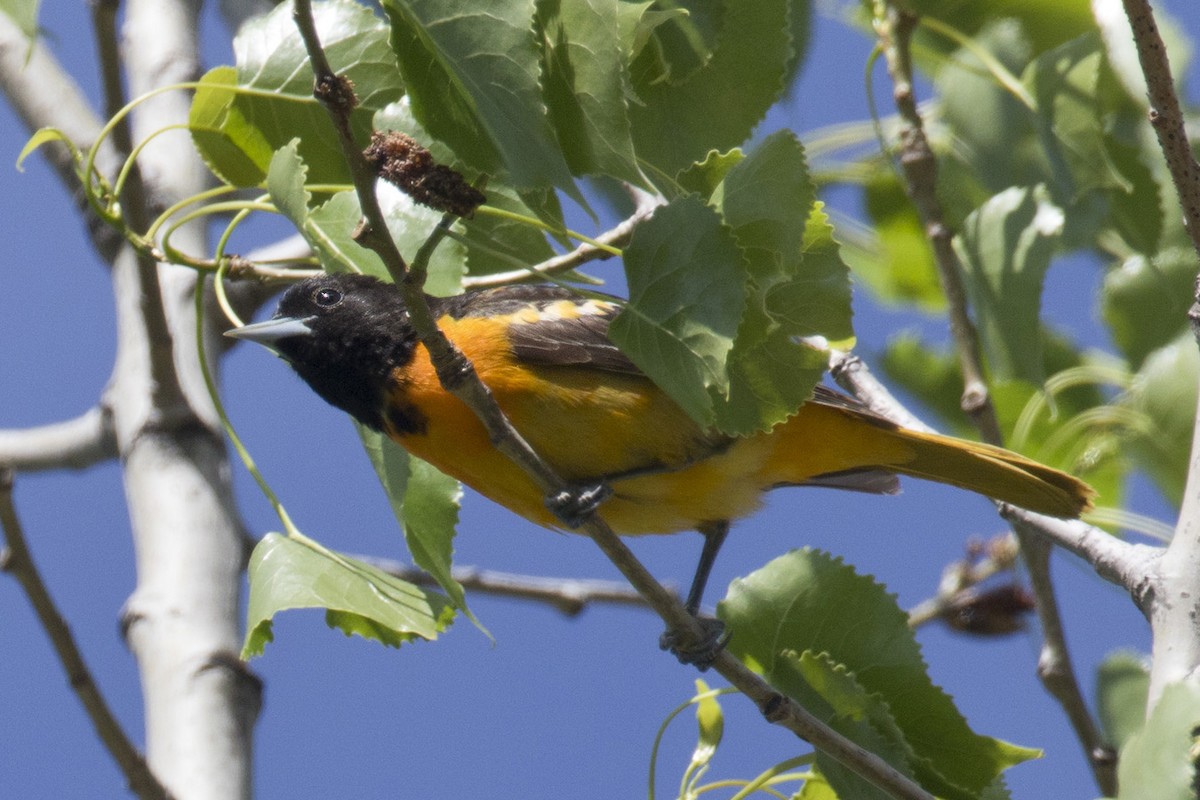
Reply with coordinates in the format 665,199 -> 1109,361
228,273 -> 418,431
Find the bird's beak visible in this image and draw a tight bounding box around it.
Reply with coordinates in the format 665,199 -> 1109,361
225,316 -> 315,356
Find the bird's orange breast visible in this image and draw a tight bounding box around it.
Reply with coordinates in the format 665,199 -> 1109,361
380,315 -> 786,534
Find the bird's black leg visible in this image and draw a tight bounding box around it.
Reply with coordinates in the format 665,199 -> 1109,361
660,520 -> 731,669
684,520 -> 730,614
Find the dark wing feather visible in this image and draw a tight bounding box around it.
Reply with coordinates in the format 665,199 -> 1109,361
810,384 -> 901,430
436,285 -> 642,375
507,310 -> 642,374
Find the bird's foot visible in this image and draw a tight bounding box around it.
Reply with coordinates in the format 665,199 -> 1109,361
659,616 -> 730,671
545,481 -> 612,528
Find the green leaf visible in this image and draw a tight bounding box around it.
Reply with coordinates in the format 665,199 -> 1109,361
1097,651 -> 1150,751
1101,249 -> 1196,369
712,134 -> 852,433
954,185 -> 1063,385
782,651 -> 919,800
243,533 -> 454,657
1,0 -> 40,41
626,0 -> 794,179
934,21 -> 1037,198
909,0 -> 1094,57
796,770 -> 838,800
1121,333 -> 1198,507
456,185 -> 560,278
721,549 -> 1039,799
608,195 -> 746,427
1117,680 -> 1200,800
690,678 -> 724,772
267,143 -> 466,293
676,148 -> 745,200
402,454 -> 470,608
537,0 -> 643,184
18,127 -> 83,173
850,172 -> 944,310
265,139 -> 312,224
356,426 -> 470,618
381,0 -> 580,200
190,0 -> 403,187
190,67 -> 273,187
1103,134 -> 1164,256
1023,33 -> 1127,201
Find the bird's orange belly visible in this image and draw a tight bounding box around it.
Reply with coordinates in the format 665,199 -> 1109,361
393,419 -> 771,535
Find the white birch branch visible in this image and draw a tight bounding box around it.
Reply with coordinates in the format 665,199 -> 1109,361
0,407 -> 117,471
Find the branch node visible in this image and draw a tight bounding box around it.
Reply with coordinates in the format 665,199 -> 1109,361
313,72 -> 357,113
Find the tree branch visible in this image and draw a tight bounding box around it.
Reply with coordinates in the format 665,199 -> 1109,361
1119,0 -> 1200,257
1149,381 -> 1200,705
94,0 -> 189,415
0,407 -> 117,471
0,469 -> 173,800
354,554 -> 662,616
875,3 -> 1000,442
1115,0 -> 1200,719
1010,523 -> 1118,785
462,188 -> 664,289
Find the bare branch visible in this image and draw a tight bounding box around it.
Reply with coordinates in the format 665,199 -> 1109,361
1148,382 -> 1200,705
830,351 -> 935,433
462,188 -> 665,289
907,534 -> 1025,631
1119,0 -> 1200,257
353,554 -> 662,616
0,469 -> 174,800
875,4 -> 1000,442
0,407 -> 117,471
1110,0 -> 1200,716
1010,524 -> 1118,788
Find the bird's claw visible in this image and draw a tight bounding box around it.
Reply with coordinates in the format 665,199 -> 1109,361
659,617 -> 730,670
545,482 -> 612,528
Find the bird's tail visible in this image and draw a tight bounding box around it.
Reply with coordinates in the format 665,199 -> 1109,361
762,398 -> 1095,518
882,426 -> 1094,518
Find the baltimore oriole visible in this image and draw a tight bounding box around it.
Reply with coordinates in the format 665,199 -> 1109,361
228,273 -> 1094,628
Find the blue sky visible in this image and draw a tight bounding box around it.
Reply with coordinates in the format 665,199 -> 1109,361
2,1 -> 1197,798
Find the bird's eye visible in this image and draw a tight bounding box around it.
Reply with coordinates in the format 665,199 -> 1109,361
313,287 -> 343,308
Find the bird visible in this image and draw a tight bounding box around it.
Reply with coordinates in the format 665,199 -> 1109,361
227,273 -> 1094,657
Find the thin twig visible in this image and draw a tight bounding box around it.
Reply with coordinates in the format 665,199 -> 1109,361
875,4 -> 1001,442
292,5 -> 935,797
462,188 -> 665,289
0,469 -> 173,800
1119,0 -> 1200,257
906,534 -> 1020,630
352,554 -> 663,616
1014,527 -> 1117,783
